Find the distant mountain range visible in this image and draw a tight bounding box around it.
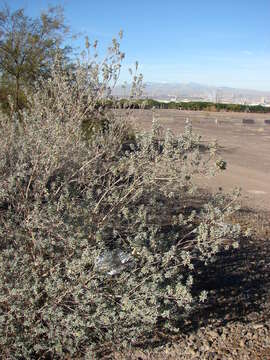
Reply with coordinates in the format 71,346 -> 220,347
113,82 -> 270,105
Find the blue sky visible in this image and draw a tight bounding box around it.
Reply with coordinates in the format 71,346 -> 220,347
7,0 -> 270,91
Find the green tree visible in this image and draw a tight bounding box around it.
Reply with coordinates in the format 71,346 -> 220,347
0,4 -> 70,115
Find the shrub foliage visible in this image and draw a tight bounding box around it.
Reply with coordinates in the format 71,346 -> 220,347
0,36 -> 241,358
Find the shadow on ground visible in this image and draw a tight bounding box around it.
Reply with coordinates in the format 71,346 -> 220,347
184,209 -> 270,333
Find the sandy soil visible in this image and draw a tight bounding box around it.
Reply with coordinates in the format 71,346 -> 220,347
128,109 -> 270,211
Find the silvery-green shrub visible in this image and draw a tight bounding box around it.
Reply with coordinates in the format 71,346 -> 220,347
0,35 -> 241,358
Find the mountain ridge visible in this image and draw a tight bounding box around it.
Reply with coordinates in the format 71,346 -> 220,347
114,82 -> 270,104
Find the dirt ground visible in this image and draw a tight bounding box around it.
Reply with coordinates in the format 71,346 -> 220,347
128,109 -> 270,212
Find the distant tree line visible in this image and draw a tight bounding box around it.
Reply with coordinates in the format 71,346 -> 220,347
112,98 -> 270,113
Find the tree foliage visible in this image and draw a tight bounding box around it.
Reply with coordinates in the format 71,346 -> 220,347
0,4 -> 69,114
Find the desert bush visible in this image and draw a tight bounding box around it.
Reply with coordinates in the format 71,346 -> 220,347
0,35 -> 242,359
